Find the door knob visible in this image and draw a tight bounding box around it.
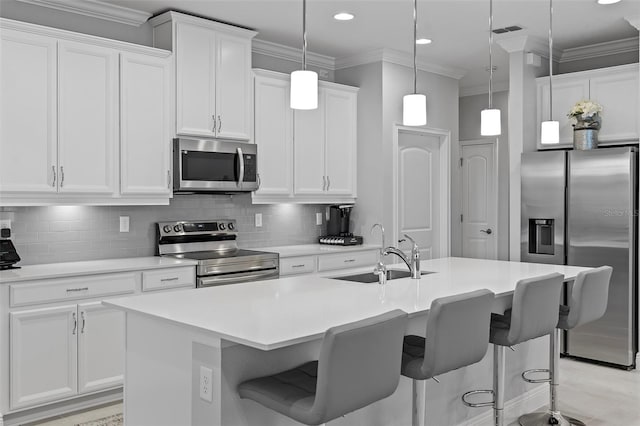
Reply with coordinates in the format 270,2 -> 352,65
480,229 -> 493,235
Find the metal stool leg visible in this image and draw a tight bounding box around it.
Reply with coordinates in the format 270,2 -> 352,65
494,344 -> 506,426
519,329 -> 586,426
412,379 -> 427,426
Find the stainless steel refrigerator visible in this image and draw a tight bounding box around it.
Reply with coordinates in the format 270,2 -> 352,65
521,147 -> 638,368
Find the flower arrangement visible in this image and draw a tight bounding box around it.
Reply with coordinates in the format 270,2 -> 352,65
568,99 -> 603,121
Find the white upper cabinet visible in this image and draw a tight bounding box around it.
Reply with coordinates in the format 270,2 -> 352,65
151,11 -> 256,141
324,87 -> 357,196
0,29 -> 57,194
120,52 -> 172,196
536,64 -> 639,149
294,91 -> 326,196
58,41 -> 118,195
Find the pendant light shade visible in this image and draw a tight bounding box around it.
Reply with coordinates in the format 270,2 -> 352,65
480,0 -> 501,136
402,0 -> 427,126
290,0 -> 318,110
541,0 -> 559,144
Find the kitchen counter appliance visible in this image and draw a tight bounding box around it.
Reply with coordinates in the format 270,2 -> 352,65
157,220 -> 278,287
0,228 -> 20,270
319,205 -> 363,246
521,147 -> 638,368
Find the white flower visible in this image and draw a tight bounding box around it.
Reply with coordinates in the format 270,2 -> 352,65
568,99 -> 603,120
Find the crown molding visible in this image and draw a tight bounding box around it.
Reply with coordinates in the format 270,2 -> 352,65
561,36 -> 639,62
625,15 -> 640,31
334,48 -> 467,80
252,39 -> 335,70
496,35 -> 562,61
459,80 -> 509,98
15,0 -> 151,26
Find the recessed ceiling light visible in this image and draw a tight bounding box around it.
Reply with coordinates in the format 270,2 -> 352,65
597,0 -> 621,4
416,38 -> 432,45
333,12 -> 354,21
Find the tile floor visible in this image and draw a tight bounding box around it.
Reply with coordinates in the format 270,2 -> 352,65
27,359 -> 640,426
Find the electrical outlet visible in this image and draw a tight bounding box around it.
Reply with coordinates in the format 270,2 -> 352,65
255,213 -> 262,228
199,366 -> 213,402
0,219 -> 11,230
119,216 -> 130,233
316,213 -> 323,226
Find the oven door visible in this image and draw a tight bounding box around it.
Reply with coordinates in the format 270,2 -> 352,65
197,268 -> 279,288
173,138 -> 258,192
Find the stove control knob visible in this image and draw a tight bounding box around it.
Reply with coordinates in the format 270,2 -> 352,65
219,223 -> 226,231
227,222 -> 235,231
163,225 -> 172,233
173,224 -> 182,232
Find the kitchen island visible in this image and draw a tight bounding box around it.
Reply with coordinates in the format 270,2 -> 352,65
105,257 -> 591,426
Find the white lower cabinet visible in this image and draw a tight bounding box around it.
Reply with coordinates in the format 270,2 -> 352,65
278,249 -> 379,277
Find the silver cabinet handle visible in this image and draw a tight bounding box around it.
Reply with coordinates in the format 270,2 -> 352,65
218,115 -> 222,133
327,175 -> 330,191
60,166 -> 65,187
160,277 -> 179,282
344,259 -> 356,263
72,312 -> 77,335
66,287 -> 89,293
322,176 -> 326,191
212,115 -> 216,132
480,229 -> 493,235
236,147 -> 245,187
291,264 -> 306,268
52,166 -> 57,187
81,311 -> 86,334
167,170 -> 171,189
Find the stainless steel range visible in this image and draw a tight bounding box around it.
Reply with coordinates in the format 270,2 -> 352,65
157,220 -> 279,288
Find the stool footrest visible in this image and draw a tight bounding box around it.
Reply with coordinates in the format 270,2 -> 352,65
521,368 -> 551,384
461,389 -> 494,408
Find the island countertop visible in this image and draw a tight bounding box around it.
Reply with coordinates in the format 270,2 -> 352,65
104,257 -> 591,350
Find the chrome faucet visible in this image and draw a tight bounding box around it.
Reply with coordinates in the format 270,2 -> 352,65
371,223 -> 387,285
382,234 -> 421,279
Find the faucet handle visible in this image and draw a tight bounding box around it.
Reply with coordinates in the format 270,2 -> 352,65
403,234 -> 418,249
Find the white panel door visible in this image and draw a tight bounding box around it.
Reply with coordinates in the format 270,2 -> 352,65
589,71 -> 639,142
175,22 -> 216,137
397,131 -> 440,260
120,52 -> 172,196
538,79 -> 589,146
0,30 -> 57,193
77,302 -> 125,394
10,305 -> 78,410
294,92 -> 326,195
461,143 -> 497,259
58,41 -> 118,194
324,88 -> 356,196
254,74 -> 293,195
215,33 -> 252,141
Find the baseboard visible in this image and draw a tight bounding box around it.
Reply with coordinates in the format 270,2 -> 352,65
458,384 -> 548,426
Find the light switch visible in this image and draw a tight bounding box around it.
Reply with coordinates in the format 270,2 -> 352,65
119,216 -> 130,233
255,213 -> 262,228
316,213 -> 323,226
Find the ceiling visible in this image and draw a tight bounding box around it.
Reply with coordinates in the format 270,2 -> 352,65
105,0 -> 639,90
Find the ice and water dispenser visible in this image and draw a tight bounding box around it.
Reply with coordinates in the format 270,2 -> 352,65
528,219 -> 554,255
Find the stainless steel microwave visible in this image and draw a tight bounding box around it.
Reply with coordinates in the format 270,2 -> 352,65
173,138 -> 259,193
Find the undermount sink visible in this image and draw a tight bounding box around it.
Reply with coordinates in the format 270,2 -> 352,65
332,269 -> 436,283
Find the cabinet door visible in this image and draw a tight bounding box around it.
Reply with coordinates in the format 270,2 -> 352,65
175,22 -> 216,137
215,33 -> 252,141
294,92 -> 326,195
324,88 -> 357,196
537,78 -> 589,146
77,302 -> 125,394
589,69 -> 639,142
120,52 -> 172,196
58,41 -> 118,194
10,305 -> 78,409
0,30 -> 57,193
254,75 -> 293,196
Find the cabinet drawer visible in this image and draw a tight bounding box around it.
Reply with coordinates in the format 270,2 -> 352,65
142,267 -> 195,292
280,256 -> 317,276
10,273 -> 138,308
317,251 -> 378,272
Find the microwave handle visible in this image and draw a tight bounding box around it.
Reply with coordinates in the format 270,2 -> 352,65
236,146 -> 245,187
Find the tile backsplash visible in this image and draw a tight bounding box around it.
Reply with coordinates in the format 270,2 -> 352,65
2,194 -> 326,265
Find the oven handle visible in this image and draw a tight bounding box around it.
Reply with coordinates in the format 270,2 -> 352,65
197,269 -> 278,287
236,146 -> 245,187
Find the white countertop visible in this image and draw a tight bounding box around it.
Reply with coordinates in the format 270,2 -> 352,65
105,257 -> 591,350
257,243 -> 380,258
0,257 -> 198,283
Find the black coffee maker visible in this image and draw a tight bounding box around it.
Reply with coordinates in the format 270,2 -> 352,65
319,205 -> 363,246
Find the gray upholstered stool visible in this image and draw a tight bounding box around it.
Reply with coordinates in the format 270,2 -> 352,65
519,266 -> 613,426
401,289 -> 495,426
237,309 -> 408,425
462,273 -> 564,426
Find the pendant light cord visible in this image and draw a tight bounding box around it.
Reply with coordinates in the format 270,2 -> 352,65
302,0 -> 307,71
548,0 -> 553,120
413,0 -> 417,94
488,0 -> 493,109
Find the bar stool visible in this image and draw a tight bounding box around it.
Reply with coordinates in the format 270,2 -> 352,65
519,266 -> 613,426
237,309 -> 408,425
462,273 -> 564,426
401,289 -> 495,426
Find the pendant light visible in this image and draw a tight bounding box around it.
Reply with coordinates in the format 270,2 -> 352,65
480,0 -> 501,136
290,0 -> 318,110
540,0 -> 560,144
402,0 -> 427,126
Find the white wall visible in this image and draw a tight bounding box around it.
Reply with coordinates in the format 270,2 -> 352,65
459,91 -> 510,260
